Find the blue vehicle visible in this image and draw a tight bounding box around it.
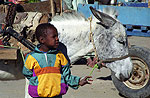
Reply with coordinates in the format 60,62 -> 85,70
78,1 -> 150,37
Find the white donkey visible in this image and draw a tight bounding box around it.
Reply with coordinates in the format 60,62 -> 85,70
0,7 -> 132,98
51,7 -> 133,79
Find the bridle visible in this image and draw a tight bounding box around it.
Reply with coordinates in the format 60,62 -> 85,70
88,16 -> 130,68
98,54 -> 130,64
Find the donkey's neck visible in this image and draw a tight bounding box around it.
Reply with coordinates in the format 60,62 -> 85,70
51,14 -> 97,63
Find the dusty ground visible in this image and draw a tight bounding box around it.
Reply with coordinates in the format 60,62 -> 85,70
0,36 -> 150,98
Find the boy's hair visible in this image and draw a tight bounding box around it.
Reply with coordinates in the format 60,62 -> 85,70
35,23 -> 57,42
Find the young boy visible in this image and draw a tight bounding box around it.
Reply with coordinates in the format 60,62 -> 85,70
22,23 -> 92,98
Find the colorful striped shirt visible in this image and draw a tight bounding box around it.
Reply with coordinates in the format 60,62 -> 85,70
22,45 -> 80,97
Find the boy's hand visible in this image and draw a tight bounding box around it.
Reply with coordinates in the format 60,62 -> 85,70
79,76 -> 93,86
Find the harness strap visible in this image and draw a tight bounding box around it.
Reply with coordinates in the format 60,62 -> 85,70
88,54 -> 130,76
99,54 -> 130,64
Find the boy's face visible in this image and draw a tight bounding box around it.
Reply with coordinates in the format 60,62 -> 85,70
41,28 -> 59,49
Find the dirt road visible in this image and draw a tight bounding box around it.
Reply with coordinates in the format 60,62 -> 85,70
0,64 -> 122,98
0,36 -> 150,98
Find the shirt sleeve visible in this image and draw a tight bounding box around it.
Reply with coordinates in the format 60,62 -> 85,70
60,53 -> 80,89
22,54 -> 34,80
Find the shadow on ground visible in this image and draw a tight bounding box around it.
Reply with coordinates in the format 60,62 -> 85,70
97,75 -> 112,81
73,58 -> 87,65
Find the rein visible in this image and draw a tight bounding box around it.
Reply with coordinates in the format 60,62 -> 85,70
98,54 -> 130,64
88,16 -> 130,67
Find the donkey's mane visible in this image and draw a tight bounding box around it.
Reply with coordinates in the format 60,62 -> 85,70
52,12 -> 87,22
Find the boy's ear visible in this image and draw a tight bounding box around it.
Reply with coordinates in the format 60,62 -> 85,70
39,36 -> 45,44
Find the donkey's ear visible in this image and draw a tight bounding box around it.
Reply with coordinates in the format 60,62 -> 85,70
89,6 -> 117,27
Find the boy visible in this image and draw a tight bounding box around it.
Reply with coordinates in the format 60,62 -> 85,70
22,23 -> 92,98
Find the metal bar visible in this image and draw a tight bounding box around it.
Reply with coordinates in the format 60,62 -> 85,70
6,28 -> 35,51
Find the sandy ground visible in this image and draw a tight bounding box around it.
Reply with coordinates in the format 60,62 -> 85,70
64,65 -> 123,98
0,36 -> 150,98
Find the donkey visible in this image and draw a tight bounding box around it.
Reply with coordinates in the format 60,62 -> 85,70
50,7 -> 133,80
0,7 -> 132,98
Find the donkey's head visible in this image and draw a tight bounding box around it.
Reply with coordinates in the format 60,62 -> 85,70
90,7 -> 133,80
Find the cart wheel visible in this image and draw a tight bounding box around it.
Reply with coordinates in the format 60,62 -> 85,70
111,45 -> 150,98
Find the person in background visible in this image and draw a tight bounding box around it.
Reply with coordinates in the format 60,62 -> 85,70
63,0 -> 88,11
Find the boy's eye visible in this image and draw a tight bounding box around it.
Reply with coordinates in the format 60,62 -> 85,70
52,35 -> 58,38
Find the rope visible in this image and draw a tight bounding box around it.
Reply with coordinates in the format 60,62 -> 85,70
99,54 -> 130,64
88,55 -> 130,76
87,16 -> 100,76
88,16 -> 98,61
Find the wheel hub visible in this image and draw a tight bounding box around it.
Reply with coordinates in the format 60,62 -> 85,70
123,57 -> 149,89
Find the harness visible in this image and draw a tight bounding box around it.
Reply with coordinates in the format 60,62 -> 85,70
88,16 -> 130,68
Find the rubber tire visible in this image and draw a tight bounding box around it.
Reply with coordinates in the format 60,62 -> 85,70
111,45 -> 150,98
